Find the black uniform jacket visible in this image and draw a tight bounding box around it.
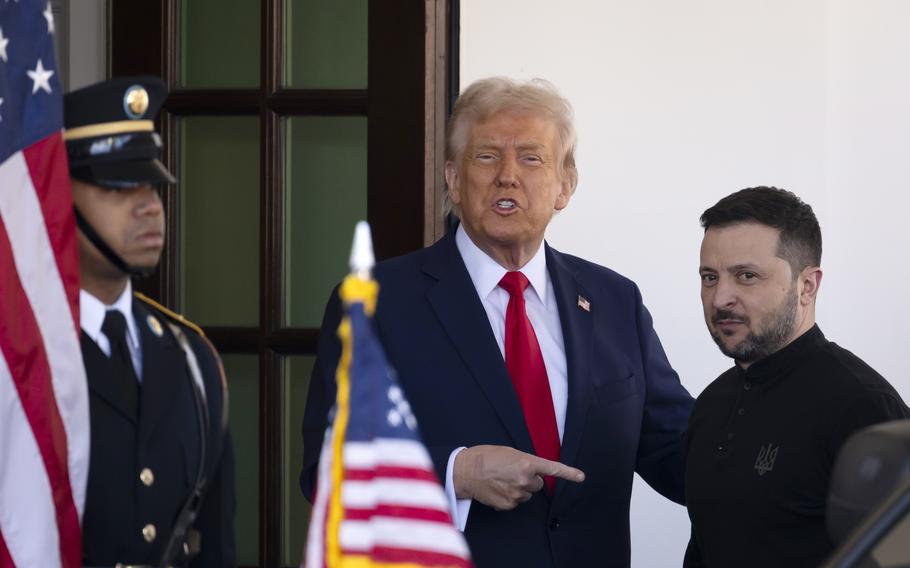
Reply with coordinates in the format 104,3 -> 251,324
80,296 -> 235,567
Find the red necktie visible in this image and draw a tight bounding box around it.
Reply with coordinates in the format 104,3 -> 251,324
499,271 -> 561,493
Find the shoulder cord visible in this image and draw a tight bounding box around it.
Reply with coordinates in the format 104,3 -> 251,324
155,322 -> 212,568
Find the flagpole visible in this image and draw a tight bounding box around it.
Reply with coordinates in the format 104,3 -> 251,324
305,221 -> 473,568
349,220 -> 376,280
326,222 -> 377,568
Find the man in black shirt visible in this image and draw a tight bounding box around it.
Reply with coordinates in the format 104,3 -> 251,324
684,186 -> 909,568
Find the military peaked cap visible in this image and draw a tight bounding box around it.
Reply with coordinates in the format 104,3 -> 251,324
64,76 -> 176,188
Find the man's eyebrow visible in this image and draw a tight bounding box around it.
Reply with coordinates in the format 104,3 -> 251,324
727,263 -> 761,272
516,141 -> 546,149
698,263 -> 762,273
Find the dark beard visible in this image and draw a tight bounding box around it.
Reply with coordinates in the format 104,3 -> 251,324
710,288 -> 798,363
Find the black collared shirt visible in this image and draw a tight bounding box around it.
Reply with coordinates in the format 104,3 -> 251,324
684,325 -> 909,568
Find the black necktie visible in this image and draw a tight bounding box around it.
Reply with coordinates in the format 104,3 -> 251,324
101,310 -> 139,416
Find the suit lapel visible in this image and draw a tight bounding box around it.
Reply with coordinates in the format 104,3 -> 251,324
423,235 -> 536,455
546,245 -> 594,499
81,331 -> 138,424
135,302 -> 188,443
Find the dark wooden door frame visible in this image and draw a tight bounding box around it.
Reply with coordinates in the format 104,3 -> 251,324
111,1 -> 454,566
112,0 -> 454,306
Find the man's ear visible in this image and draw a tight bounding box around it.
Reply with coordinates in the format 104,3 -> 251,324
798,266 -> 823,305
554,179 -> 575,211
444,161 -> 461,204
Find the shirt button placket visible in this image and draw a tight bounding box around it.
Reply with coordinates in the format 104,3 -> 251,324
720,382 -> 752,454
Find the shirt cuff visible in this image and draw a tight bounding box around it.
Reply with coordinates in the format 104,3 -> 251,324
445,446 -> 472,532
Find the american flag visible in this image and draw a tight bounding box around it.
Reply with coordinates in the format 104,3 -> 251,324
304,270 -> 473,568
0,1 -> 90,567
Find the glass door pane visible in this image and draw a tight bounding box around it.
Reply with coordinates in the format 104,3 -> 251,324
283,116 -> 367,327
179,116 -> 261,326
283,0 -> 368,88
222,354 -> 260,565
282,355 -> 315,565
180,0 -> 261,88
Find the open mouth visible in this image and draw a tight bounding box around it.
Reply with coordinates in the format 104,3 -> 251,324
494,198 -> 517,211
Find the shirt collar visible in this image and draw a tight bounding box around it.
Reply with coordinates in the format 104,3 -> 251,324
738,324 -> 825,381
80,281 -> 139,349
455,223 -> 549,304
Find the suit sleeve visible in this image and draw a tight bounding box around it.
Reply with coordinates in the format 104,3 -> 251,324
631,284 -> 694,505
301,286 -> 344,502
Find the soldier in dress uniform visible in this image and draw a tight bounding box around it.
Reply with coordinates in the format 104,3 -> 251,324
64,76 -> 236,567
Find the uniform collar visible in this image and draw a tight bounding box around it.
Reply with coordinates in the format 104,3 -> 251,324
738,324 -> 825,381
80,281 -> 140,351
455,223 -> 549,305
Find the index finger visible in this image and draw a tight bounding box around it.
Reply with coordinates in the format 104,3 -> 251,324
531,456 -> 585,483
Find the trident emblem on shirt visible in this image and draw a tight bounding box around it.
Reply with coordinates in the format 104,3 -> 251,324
755,443 -> 779,476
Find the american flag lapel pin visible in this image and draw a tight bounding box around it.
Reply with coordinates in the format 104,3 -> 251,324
577,295 -> 591,312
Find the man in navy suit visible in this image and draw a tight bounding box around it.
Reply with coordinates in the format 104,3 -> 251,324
302,77 -> 693,567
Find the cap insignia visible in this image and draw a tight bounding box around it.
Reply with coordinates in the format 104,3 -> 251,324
123,85 -> 150,119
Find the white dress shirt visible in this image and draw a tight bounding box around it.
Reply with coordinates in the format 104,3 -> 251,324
80,281 -> 143,381
445,224 -> 568,530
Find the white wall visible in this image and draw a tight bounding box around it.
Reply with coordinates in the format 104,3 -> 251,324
460,1 -> 910,565
64,0 -> 107,91
53,0 -> 107,92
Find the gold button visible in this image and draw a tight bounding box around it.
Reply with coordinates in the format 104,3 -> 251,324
139,467 -> 154,487
142,523 -> 157,543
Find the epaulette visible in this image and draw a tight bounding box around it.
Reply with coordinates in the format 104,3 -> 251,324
134,291 -> 206,338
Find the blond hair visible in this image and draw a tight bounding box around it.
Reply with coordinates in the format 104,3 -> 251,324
445,78 -> 579,217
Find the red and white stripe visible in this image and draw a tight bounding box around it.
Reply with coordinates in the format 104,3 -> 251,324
305,435 -> 472,568
0,134 -> 90,568
340,439 -> 470,565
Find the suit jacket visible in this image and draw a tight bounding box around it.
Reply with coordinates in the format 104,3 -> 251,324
301,233 -> 693,568
81,297 -> 235,567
